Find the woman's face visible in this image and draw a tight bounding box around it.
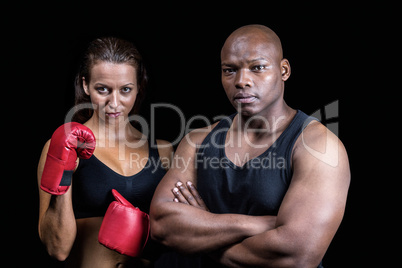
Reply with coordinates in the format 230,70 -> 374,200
83,61 -> 138,125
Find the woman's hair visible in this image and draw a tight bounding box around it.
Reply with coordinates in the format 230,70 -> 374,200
73,37 -> 148,123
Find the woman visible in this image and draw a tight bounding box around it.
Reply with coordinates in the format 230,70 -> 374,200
37,37 -> 173,267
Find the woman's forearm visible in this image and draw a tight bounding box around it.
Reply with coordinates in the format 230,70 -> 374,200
39,193 -> 76,261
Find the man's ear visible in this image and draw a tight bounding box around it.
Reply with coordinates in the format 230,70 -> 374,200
281,59 -> 291,81
82,77 -> 90,95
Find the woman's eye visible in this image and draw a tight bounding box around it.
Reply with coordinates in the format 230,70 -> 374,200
96,87 -> 109,94
121,87 -> 132,93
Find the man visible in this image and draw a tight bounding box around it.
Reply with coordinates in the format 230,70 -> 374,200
150,24 -> 350,268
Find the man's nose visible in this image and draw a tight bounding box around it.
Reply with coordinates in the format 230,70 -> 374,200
235,69 -> 252,89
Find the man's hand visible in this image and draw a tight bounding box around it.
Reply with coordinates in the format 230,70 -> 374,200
150,130 -> 277,254
172,181 -> 209,211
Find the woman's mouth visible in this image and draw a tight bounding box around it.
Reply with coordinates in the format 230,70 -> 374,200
106,112 -> 121,118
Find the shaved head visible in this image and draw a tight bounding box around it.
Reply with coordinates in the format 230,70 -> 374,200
220,24 -> 291,117
221,24 -> 283,61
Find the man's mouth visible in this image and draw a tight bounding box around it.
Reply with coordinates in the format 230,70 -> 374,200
234,93 -> 257,104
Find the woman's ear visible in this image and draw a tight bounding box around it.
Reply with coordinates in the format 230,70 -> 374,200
281,59 -> 291,81
82,77 -> 90,95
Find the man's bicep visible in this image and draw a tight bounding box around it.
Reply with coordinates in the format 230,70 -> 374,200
152,133 -> 199,203
276,124 -> 350,257
213,128 -> 350,267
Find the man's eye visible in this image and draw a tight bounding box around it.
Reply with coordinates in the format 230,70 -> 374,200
222,68 -> 235,74
252,65 -> 266,71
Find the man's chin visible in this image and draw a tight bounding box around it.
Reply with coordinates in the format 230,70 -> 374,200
234,104 -> 258,117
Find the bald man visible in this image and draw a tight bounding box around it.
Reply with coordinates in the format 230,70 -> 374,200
150,25 -> 350,268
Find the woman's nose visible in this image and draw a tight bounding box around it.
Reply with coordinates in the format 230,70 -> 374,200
107,90 -> 119,109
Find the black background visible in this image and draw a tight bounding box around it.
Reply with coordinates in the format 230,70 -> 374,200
5,2 -> 391,267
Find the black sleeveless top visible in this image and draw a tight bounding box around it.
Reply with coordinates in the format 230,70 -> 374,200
72,140 -> 167,219
196,110 -> 317,216
156,110 -> 323,268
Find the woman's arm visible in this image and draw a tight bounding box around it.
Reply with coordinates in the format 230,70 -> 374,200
37,140 -> 77,261
150,129 -> 275,254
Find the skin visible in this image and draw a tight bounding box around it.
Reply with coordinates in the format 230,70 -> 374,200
37,62 -> 173,267
150,25 -> 350,267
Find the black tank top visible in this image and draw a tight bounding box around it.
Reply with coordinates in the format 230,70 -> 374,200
196,110 -> 316,216
72,140 -> 167,219
155,110 -> 323,268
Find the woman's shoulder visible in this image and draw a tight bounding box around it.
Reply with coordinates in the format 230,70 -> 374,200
155,139 -> 174,167
37,139 -> 51,181
155,139 -> 172,147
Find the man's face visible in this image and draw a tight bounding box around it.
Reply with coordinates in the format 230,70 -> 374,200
221,34 -> 289,117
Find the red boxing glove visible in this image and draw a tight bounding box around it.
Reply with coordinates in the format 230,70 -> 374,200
40,122 -> 96,195
98,189 -> 150,257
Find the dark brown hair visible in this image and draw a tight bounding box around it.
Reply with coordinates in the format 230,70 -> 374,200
72,37 -> 148,123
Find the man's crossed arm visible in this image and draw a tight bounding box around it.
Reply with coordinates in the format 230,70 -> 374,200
150,122 -> 350,267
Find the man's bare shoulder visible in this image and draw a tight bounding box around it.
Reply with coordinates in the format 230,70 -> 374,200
293,119 -> 349,171
183,121 -> 220,150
